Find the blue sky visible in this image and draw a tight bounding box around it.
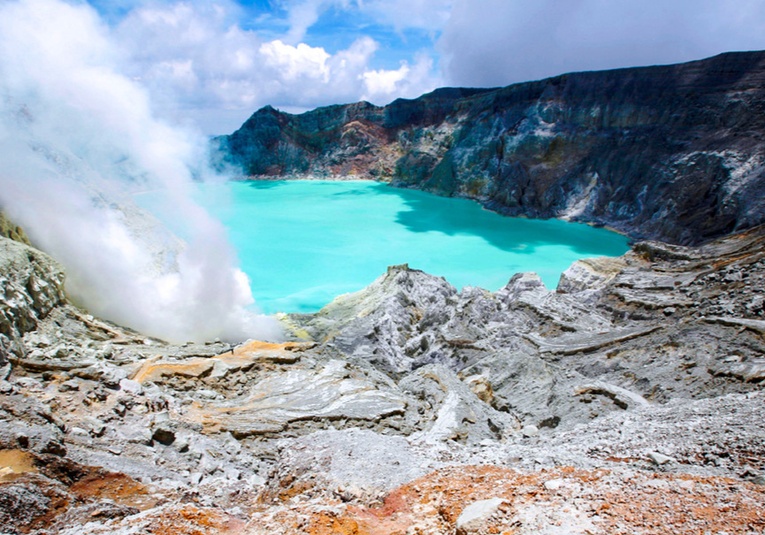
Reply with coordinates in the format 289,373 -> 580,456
61,0 -> 765,133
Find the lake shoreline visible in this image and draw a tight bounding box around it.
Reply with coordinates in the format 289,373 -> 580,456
200,179 -> 629,314
234,174 -> 632,240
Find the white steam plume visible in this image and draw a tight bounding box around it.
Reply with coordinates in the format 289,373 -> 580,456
0,0 -> 281,343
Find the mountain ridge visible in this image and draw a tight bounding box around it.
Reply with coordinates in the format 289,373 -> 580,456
218,50 -> 765,245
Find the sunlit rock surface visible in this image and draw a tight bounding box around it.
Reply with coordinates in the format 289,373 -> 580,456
1,220 -> 764,533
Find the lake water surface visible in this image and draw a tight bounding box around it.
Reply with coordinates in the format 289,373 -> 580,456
197,180 -> 628,314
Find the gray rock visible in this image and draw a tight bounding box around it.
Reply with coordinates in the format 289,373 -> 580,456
300,264 -> 459,375
173,437 -> 190,453
648,452 -> 675,466
0,237 -> 65,356
152,424 -> 176,446
557,256 -> 627,297
58,379 -> 80,392
573,382 -> 650,410
708,357 -> 765,382
267,428 -> 436,501
456,497 -> 507,535
74,362 -> 128,389
118,378 -> 143,395
85,419 -> 106,438
498,272 -> 613,332
119,426 -> 153,446
401,364 -> 519,445
543,478 -> 565,491
0,483 -> 53,532
196,359 -> 407,438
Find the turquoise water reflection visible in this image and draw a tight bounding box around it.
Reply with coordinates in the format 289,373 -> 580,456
199,180 -> 629,314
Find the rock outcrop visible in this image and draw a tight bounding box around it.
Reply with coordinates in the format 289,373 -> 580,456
0,211 -> 30,246
1,221 -> 764,533
218,51 -> 765,245
0,238 -> 66,363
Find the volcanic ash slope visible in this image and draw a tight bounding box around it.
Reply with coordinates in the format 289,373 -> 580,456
0,220 -> 764,533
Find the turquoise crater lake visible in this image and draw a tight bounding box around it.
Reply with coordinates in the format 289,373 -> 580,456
197,180 -> 628,314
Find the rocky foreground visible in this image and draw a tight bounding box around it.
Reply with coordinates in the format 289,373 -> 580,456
1,213 -> 764,533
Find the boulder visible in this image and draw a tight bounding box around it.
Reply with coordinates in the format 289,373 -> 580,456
456,497 -> 507,535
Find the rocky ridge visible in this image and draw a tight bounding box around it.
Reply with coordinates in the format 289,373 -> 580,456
218,51 -> 765,245
0,215 -> 764,533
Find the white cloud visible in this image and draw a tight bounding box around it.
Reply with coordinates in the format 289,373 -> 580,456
108,2 -> 441,133
260,40 -> 331,82
0,0 -> 281,342
114,0 -> 267,123
282,0 -> 329,44
438,0 -> 765,87
362,54 -> 435,102
363,64 -> 409,96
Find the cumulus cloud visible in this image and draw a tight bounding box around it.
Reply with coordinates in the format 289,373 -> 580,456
113,0 -> 267,132
68,0 -> 765,136
260,40 -> 331,82
438,0 -> 765,87
363,64 -> 410,96
111,1 -> 441,133
0,0 -> 281,342
362,54 -> 435,102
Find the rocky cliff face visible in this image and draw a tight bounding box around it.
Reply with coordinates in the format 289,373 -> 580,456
0,238 -> 66,364
219,51 -> 765,245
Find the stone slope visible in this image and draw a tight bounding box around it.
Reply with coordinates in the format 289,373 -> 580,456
0,224 -> 763,533
219,51 -> 765,245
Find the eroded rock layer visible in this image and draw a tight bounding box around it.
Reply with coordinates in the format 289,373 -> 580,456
1,222 -> 763,533
219,51 -> 765,244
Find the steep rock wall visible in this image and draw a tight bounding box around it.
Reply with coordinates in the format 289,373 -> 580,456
0,237 -> 66,361
218,52 -> 765,245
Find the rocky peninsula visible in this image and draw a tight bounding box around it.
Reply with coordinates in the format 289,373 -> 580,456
2,53 -> 765,534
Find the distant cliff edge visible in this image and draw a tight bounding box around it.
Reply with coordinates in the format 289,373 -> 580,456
216,51 -> 765,245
